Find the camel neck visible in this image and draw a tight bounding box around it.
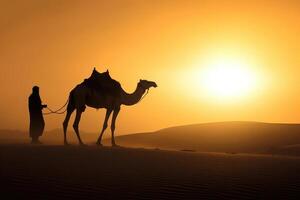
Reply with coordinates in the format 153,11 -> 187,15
121,84 -> 146,106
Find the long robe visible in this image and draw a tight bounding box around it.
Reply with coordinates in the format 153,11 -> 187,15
28,93 -> 45,138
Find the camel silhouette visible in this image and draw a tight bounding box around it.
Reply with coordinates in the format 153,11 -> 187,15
63,68 -> 157,146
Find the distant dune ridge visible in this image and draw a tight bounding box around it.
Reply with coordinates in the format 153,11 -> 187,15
105,121 -> 300,156
2,121 -> 300,156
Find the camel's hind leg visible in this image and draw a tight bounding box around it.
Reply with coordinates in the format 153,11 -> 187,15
73,109 -> 84,145
63,106 -> 75,145
96,108 -> 113,145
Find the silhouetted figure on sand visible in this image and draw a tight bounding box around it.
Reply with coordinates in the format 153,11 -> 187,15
63,68 -> 157,146
28,86 -> 47,144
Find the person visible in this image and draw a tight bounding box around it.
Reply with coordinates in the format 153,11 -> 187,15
28,86 -> 47,144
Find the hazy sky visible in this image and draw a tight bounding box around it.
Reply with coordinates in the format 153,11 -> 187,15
0,0 -> 300,134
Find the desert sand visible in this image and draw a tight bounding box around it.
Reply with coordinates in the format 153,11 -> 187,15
1,145 -> 300,199
2,122 -> 300,199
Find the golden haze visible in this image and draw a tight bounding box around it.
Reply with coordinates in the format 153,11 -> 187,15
0,0 -> 300,134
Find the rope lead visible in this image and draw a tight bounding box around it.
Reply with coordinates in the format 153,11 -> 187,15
43,99 -> 69,115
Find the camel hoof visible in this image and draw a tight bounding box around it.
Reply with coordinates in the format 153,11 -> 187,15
112,144 -> 120,147
64,141 -> 69,146
96,142 -> 103,146
79,142 -> 86,146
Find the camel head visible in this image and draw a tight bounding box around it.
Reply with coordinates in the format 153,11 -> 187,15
138,79 -> 157,90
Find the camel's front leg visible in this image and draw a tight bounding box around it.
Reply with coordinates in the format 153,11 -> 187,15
73,109 -> 84,145
96,109 -> 112,145
111,107 -> 120,146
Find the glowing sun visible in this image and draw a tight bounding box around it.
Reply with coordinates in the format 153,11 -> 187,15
200,57 -> 257,99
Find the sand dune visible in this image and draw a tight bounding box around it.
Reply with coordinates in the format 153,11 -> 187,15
108,122 -> 300,156
2,122 -> 300,157
1,145 -> 300,199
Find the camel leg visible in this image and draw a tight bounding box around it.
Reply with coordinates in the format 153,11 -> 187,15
63,107 -> 75,145
96,108 -> 113,145
111,108 -> 120,146
73,109 -> 84,145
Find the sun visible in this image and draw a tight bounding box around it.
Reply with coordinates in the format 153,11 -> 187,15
177,54 -> 260,102
199,57 -> 257,100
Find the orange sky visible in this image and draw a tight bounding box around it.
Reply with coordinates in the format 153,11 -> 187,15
0,0 -> 300,134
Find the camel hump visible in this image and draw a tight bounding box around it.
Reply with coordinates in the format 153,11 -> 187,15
83,68 -> 121,96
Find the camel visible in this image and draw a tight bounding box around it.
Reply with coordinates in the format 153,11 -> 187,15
62,69 -> 157,146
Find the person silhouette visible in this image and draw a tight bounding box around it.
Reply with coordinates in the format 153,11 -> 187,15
28,86 -> 47,144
